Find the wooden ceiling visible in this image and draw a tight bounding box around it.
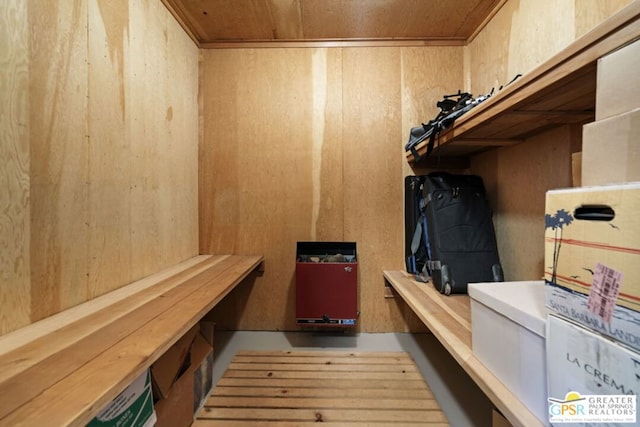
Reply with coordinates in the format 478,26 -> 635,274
162,0 -> 505,47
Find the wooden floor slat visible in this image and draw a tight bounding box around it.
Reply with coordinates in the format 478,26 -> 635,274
199,408 -> 448,423
226,362 -> 419,372
194,421 -> 450,427
223,369 -> 424,380
235,350 -> 410,358
196,350 -> 449,426
232,355 -> 412,365
206,396 -> 442,410
215,377 -> 430,389
212,386 -> 434,399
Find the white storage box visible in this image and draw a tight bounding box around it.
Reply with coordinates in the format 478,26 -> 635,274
546,314 -> 638,425
469,281 -> 550,426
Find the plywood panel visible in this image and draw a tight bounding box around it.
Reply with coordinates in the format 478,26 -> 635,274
200,46 -> 466,332
166,0 -> 501,44
401,46 -> 465,177
85,0 -> 199,301
87,0 -> 132,299
575,0 -> 633,38
466,0 -> 575,96
200,48 -> 344,331
505,0 -> 575,83
29,0 -> 89,321
301,0 -> 470,39
0,1 -> 31,334
342,47 -> 404,333
2,0 -> 199,335
471,126 -> 575,282
128,0 -> 199,279
466,0 -> 633,98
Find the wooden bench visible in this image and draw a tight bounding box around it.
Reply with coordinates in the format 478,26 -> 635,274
384,270 -> 543,427
0,254 -> 263,427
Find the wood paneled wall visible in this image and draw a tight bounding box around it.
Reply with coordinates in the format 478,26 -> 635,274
1,1 -> 31,332
0,0 -> 199,335
200,47 -> 463,332
465,0 -> 632,95
200,0 -> 628,332
464,0 -> 631,282
2,0 -> 627,336
470,126 -> 581,282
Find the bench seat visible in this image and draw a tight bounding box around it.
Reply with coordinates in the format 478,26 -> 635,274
0,254 -> 263,426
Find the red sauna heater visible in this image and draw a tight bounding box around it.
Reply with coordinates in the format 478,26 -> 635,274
295,242 -> 358,327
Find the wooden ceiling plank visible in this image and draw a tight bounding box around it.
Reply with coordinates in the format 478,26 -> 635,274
167,0 -> 501,44
266,0 -> 303,39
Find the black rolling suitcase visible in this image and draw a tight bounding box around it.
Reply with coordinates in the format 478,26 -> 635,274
404,175 -> 429,279
421,172 -> 503,294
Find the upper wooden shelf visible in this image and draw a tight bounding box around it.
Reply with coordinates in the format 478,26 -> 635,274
384,270 -> 544,427
407,1 -> 640,163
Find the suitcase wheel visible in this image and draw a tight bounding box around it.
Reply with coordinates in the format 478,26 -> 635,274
443,282 -> 452,295
441,265 -> 452,295
491,264 -> 504,282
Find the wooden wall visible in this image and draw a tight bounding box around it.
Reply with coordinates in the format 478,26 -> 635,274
201,0 -> 631,332
464,0 -> 631,282
1,1 -> 31,332
465,0 -> 633,95
2,0 -> 628,336
0,0 -> 199,335
470,126 -> 581,282
200,47 -> 463,332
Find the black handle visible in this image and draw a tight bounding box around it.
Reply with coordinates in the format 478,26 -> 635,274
574,205 -> 615,221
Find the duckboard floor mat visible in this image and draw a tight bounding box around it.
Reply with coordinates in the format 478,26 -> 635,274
194,350 -> 449,426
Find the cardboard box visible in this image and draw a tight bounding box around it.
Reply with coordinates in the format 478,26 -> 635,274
154,332 -> 214,427
582,108 -> 640,186
151,324 -> 199,399
88,370 -> 156,427
596,38 -> 640,121
546,315 -> 638,425
194,320 -> 215,412
470,281 -> 550,425
193,335 -> 214,413
571,151 -> 582,187
154,365 -> 194,427
544,183 -> 640,351
199,320 -> 215,346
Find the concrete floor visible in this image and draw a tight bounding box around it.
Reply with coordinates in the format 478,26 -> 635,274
212,330 -> 493,427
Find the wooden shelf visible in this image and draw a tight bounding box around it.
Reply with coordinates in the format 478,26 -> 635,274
407,1 -> 640,163
383,270 -> 543,427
